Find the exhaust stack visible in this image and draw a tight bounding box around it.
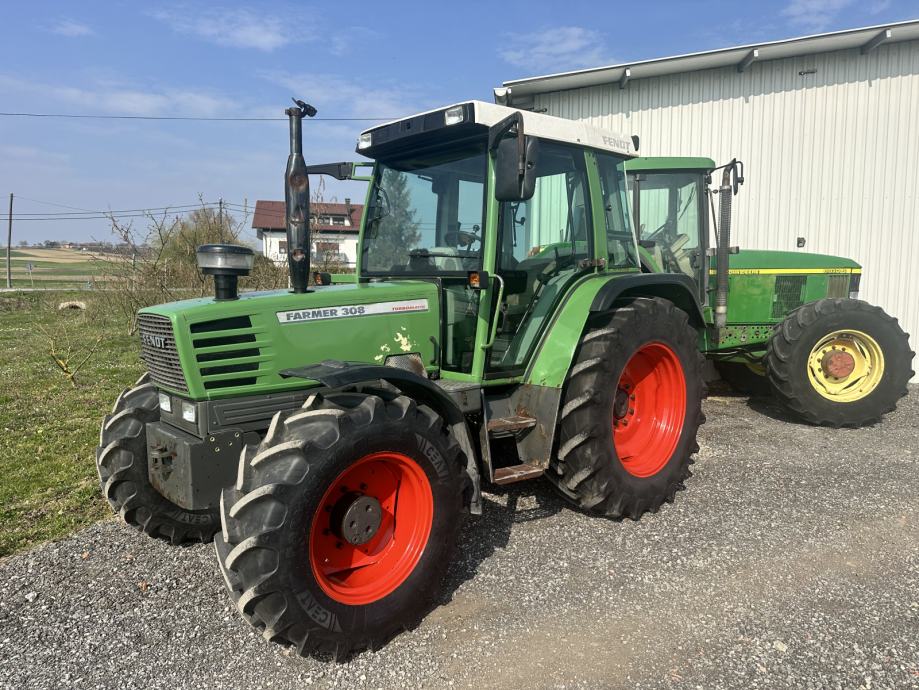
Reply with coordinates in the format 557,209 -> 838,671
285,99 -> 317,293
714,159 -> 744,331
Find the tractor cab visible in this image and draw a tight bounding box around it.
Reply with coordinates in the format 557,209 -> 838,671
625,157 -> 716,303
354,101 -> 641,378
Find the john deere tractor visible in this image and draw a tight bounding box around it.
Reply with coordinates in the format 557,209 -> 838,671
624,156 -> 913,427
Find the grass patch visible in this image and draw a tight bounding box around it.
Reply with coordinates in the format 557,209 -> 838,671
0,291 -> 143,556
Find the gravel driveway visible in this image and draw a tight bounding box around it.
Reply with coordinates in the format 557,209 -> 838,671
2,390 -> 918,689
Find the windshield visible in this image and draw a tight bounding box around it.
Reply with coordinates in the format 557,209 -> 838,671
361,144 -> 487,276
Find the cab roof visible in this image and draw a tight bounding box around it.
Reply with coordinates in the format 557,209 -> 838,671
625,156 -> 716,172
359,100 -> 637,158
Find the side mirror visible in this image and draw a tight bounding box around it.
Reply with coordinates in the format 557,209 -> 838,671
494,136 -> 539,201
489,112 -> 539,202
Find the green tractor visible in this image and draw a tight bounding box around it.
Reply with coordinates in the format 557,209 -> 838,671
624,156 -> 913,427
92,99 -> 894,661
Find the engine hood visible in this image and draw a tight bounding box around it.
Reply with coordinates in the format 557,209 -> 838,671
138,280 -> 441,399
728,249 -> 861,272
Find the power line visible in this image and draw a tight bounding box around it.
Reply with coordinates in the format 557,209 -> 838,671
13,203 -> 221,216
0,112 -> 396,122
14,195 -> 97,213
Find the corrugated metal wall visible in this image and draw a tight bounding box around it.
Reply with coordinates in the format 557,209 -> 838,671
536,39 -> 919,377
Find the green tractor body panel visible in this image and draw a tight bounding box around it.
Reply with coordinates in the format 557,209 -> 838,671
523,275 -> 613,388
139,280 -> 440,401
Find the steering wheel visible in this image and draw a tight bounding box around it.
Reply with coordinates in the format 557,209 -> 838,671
444,225 -> 482,251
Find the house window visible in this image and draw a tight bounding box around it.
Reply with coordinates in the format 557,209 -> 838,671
331,216 -> 345,226
316,242 -> 340,253
278,240 -> 288,254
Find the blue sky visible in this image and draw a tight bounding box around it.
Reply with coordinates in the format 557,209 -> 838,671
1,0 -> 916,244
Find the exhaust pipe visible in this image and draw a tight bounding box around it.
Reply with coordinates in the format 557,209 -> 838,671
714,159 -> 744,330
285,99 -> 317,293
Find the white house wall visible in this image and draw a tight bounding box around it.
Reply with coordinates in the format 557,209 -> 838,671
535,39 -> 919,379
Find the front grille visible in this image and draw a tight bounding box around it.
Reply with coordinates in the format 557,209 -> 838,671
190,315 -> 264,391
772,275 -> 807,318
138,313 -> 189,392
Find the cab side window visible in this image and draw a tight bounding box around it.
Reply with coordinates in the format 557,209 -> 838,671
596,153 -> 639,269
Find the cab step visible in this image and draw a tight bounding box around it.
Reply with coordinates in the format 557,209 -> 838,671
493,463 -> 545,485
486,415 -> 537,437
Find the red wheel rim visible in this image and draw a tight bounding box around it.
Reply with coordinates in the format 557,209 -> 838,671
309,451 -> 434,605
612,342 -> 686,478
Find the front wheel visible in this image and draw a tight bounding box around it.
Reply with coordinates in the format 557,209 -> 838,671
549,297 -> 705,519
215,389 -> 465,660
765,298 -> 914,427
95,374 -> 220,544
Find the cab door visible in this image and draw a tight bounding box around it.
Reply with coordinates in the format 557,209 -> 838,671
486,141 -> 594,374
630,171 -> 708,301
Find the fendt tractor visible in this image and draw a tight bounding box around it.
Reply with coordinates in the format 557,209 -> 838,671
96,100 -> 909,660
624,156 -> 913,426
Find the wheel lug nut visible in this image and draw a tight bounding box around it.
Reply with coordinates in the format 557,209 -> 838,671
629,408 -> 635,415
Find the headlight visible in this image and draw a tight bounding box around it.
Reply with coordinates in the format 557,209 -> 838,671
158,392 -> 172,413
357,132 -> 372,150
444,106 -> 465,126
181,401 -> 196,423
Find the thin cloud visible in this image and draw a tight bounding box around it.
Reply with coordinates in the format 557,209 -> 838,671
0,74 -> 238,118
48,19 -> 94,37
780,0 -> 856,30
500,26 -> 615,73
150,7 -> 298,52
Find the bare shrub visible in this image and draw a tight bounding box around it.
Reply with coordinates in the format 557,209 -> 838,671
94,200 -> 262,334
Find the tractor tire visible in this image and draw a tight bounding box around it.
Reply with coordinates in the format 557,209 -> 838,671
95,373 -> 220,544
215,388 -> 465,660
548,297 -> 705,519
714,360 -> 771,396
765,298 -> 914,427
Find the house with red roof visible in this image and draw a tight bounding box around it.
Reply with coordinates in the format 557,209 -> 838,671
252,199 -> 364,268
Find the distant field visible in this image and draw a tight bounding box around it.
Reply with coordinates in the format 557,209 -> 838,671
4,247 -> 126,288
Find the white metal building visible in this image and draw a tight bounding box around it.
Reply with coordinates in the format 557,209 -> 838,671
499,20 -> 919,377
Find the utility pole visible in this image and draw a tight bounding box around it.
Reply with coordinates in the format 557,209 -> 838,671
218,198 -> 224,243
6,193 -> 12,289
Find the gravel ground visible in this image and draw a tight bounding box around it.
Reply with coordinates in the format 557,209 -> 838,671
2,389 -> 918,690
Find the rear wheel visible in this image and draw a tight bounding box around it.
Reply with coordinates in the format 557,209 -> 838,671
765,298 -> 914,427
215,388 -> 465,660
549,297 -> 705,518
95,374 -> 219,544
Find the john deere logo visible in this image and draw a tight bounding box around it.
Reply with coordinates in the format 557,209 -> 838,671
141,333 -> 167,349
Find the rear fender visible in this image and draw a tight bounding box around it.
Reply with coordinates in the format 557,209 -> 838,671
525,273 -> 704,389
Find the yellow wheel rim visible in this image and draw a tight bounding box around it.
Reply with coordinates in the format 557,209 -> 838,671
806,329 -> 884,402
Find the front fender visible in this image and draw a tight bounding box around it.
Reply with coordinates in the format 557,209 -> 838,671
280,360 -> 482,514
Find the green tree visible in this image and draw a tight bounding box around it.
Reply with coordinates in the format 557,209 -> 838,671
365,168 -> 420,272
